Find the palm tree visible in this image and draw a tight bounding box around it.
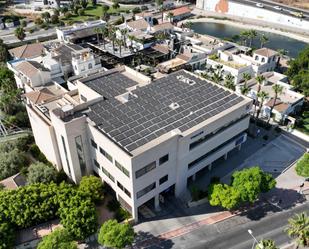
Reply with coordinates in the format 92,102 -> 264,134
102,4 -> 110,21
267,84 -> 283,124
112,0 -> 120,10
285,212 -> 309,247
224,74 -> 235,91
256,239 -> 278,249
241,72 -> 251,95
248,29 -> 258,47
108,26 -> 117,53
253,75 -> 266,117
116,39 -> 123,56
100,26 -> 108,49
167,12 -> 174,23
211,72 -> 223,84
240,30 -> 250,46
155,0 -> 164,21
260,34 -> 269,48
14,26 -> 26,41
94,27 -> 101,45
120,28 -> 128,48
183,21 -> 193,30
256,91 -> 269,119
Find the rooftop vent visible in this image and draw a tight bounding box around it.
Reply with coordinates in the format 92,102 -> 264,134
169,102 -> 180,110
177,75 -> 196,86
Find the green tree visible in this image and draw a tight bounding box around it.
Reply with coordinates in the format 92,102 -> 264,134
0,39 -> 9,62
98,219 -> 135,249
208,183 -> 241,210
0,222 -> 15,249
256,91 -> 269,120
259,34 -> 269,48
14,26 -> 26,41
248,29 -> 258,47
256,239 -> 278,249
295,153 -> 309,177
102,4 -> 110,21
112,0 -> 120,9
59,195 -> 98,240
224,74 -> 235,91
37,228 -> 78,249
267,84 -> 283,124
91,0 -> 97,6
231,166 -> 276,203
287,46 -> 309,96
26,162 -> 57,184
41,12 -> 51,23
80,0 -> 88,9
285,212 -> 309,247
241,72 -> 251,95
78,175 -> 104,203
51,14 -> 59,24
0,149 -> 28,180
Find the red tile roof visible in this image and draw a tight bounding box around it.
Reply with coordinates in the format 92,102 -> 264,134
165,6 -> 191,16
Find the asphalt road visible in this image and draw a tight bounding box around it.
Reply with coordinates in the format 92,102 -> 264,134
168,203 -> 308,249
231,0 -> 309,20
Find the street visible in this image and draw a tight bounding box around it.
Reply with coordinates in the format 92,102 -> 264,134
167,203 -> 308,249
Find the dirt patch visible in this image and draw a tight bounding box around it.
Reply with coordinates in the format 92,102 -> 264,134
273,0 -> 309,10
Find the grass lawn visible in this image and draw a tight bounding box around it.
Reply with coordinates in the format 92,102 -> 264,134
62,4 -> 132,23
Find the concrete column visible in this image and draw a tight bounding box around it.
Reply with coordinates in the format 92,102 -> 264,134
155,195 -> 161,211
208,163 -> 212,171
192,173 -> 196,181
224,153 -> 228,160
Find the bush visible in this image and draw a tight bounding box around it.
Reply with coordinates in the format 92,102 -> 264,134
64,12 -> 72,19
114,207 -> 131,222
132,7 -> 141,14
29,144 -> 49,163
78,9 -> 85,16
296,153 -> 309,177
107,199 -> 120,211
0,222 -> 15,249
34,17 -> 43,25
20,20 -> 27,27
51,14 -> 59,24
0,149 -> 28,180
27,162 -> 57,184
37,228 -> 77,249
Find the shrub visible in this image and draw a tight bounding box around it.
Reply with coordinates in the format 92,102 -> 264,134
0,149 -> 28,180
27,162 -> 57,184
107,199 -> 120,211
35,17 -> 43,25
132,7 -> 141,14
29,144 -> 49,163
37,228 -> 77,249
0,222 -> 15,249
114,207 -> 131,222
78,9 -> 85,16
64,12 -> 72,19
20,20 -> 27,27
78,176 -> 104,203
51,14 -> 59,24
296,153 -> 309,177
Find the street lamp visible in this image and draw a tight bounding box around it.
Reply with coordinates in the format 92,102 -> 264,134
248,229 -> 264,249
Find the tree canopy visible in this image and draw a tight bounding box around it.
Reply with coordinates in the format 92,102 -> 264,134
295,153 -> 309,177
287,45 -> 309,96
0,222 -> 15,249
78,175 -> 104,203
98,219 -> 135,249
285,212 -> 309,247
0,149 -> 28,180
208,183 -> 240,210
26,162 -> 58,184
231,166 -> 276,203
256,239 -> 278,249
37,228 -> 77,249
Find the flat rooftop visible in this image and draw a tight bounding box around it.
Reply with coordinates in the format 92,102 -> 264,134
82,69 -> 246,153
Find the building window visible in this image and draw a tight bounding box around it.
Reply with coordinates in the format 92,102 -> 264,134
117,181 -> 131,198
99,147 -> 113,162
135,161 -> 156,179
80,94 -> 87,102
75,135 -> 86,176
61,135 -> 71,176
118,195 -> 132,214
137,182 -> 156,199
88,63 -> 93,69
159,154 -> 169,165
91,139 -> 97,149
159,175 -> 168,185
102,166 -> 115,182
261,57 -> 265,63
93,159 -> 100,168
255,55 -> 259,61
115,160 -> 130,178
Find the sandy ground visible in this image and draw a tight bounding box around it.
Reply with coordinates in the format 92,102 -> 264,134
185,17 -> 309,43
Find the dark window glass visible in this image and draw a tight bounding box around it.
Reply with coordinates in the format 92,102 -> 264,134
99,147 -> 113,162
135,161 -> 156,179
159,175 -> 168,185
91,139 -> 97,149
159,154 -> 169,165
137,182 -> 156,199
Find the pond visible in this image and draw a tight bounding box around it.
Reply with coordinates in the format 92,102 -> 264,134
191,22 -> 308,58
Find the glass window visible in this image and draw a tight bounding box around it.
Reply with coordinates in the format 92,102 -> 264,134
117,181 -> 131,198
88,63 -> 93,69
159,175 -> 168,185
99,147 -> 113,162
61,136 -> 71,176
137,182 -> 156,199
159,154 -> 169,165
102,166 -> 115,182
75,136 -> 86,176
115,160 -> 130,178
91,139 -> 97,149
93,159 -> 100,168
135,161 -> 156,179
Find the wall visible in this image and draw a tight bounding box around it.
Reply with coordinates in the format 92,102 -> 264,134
196,0 -> 309,32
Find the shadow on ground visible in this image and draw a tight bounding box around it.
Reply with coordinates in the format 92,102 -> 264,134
133,231 -> 174,249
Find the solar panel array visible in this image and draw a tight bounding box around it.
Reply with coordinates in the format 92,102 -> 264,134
86,70 -> 244,152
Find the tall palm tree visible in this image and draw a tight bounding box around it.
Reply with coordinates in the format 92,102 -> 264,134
255,75 -> 265,94
120,29 -> 128,48
256,239 -> 278,249
256,91 -> 269,119
155,0 -> 164,21
14,26 -> 26,41
240,30 -> 250,46
102,4 -> 110,21
267,84 -> 283,124
94,27 -> 101,45
285,212 -> 309,247
211,72 -> 223,85
224,74 -> 235,91
260,34 -> 269,48
116,39 -> 123,57
108,26 -> 117,53
248,29 -> 258,47
241,72 -> 251,95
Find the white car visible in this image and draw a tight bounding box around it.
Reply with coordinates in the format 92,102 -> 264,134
273,6 -> 283,11
256,3 -> 264,8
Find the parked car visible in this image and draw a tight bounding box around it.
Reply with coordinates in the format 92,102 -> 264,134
256,3 -> 264,8
273,6 -> 283,11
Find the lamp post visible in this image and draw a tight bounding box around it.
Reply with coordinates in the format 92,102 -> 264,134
248,229 -> 264,249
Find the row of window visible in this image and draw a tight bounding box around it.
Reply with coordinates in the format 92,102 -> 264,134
117,181 -> 131,198
135,154 -> 169,179
91,139 -> 129,178
136,174 -> 169,199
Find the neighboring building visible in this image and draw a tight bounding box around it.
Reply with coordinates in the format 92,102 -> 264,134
11,60 -> 51,92
24,66 -> 252,221
150,22 -> 174,35
126,31 -> 155,51
245,71 -> 304,123
56,20 -> 106,44
124,19 -> 150,32
251,48 -> 278,74
9,43 -> 45,60
135,12 -> 154,26
163,6 -> 191,22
